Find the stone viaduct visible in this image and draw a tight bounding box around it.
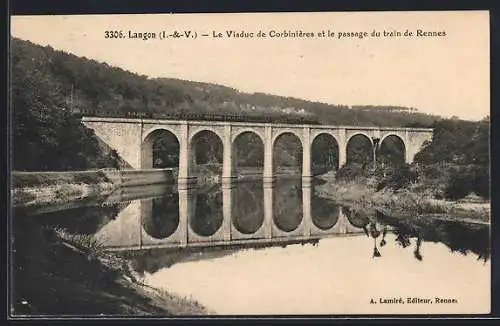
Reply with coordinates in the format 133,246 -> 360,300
82,117 -> 434,184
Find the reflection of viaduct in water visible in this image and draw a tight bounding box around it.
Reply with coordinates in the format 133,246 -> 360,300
95,182 -> 372,250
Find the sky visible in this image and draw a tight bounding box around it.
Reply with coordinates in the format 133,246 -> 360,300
11,11 -> 490,121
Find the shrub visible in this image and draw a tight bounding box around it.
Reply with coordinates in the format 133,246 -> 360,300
472,166 -> 490,199
55,228 -> 105,257
336,163 -> 369,182
375,164 -> 418,191
444,169 -> 474,200
439,164 -> 489,200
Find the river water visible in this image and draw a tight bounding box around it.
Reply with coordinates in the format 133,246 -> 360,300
21,179 -> 491,315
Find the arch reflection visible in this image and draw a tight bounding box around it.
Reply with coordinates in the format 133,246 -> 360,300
142,194 -> 180,239
342,206 -> 370,228
190,188 -> 224,237
232,182 -> 265,234
311,195 -> 340,230
137,181 -> 386,245
273,181 -> 303,232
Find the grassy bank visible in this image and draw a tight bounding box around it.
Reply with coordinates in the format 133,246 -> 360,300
315,180 -> 490,224
11,171 -> 116,208
11,214 -> 211,316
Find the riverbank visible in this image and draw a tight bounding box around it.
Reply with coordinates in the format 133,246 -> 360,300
315,180 -> 490,224
11,171 -> 116,208
11,168 -> 176,208
12,214 -> 212,316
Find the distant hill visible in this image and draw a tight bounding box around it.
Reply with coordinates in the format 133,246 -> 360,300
13,37 -> 463,172
12,37 -> 442,127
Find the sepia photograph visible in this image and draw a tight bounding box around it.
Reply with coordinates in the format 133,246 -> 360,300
9,11 -> 490,317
